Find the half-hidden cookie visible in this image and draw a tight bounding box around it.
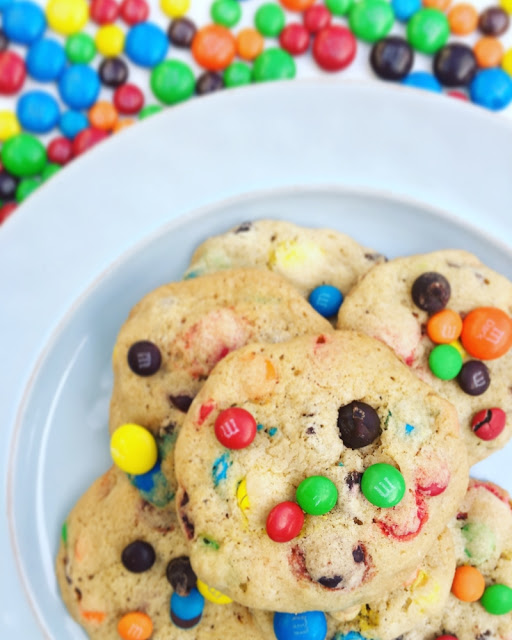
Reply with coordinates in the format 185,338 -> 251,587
109,269 -> 332,505
183,219 -> 385,299
56,467 -> 265,640
399,479 -> 512,640
337,250 -> 512,464
174,330 -> 469,613
252,528 -> 456,640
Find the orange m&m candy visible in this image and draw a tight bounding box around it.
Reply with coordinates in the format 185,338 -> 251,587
192,24 -> 236,71
423,0 -> 452,10
88,101 -> 118,131
118,612 -> 153,640
236,28 -> 264,61
451,565 -> 485,602
474,36 -> 504,68
280,0 -> 316,10
448,3 -> 478,35
461,307 -> 512,359
427,309 -> 463,344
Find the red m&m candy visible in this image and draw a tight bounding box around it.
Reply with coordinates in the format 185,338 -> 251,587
0,51 -> 26,95
471,407 -> 506,441
266,501 -> 304,542
214,407 -> 257,449
312,25 -> 357,71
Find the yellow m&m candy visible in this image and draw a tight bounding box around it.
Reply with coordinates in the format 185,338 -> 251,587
110,424 -> 157,475
196,579 -> 232,605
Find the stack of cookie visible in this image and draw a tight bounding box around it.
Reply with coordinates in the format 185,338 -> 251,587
56,221 -> 512,640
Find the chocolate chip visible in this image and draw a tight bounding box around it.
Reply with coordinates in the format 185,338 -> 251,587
99,57 -> 128,87
121,540 -> 156,573
337,401 -> 381,449
167,17 -> 196,47
411,272 -> 451,313
196,71 -> 224,95
128,340 -> 161,376
234,221 -> 252,233
181,513 -> 195,540
457,512 -> 468,520
169,394 -> 194,412
306,426 -> 316,434
345,471 -> 363,489
458,361 -> 490,396
166,556 -> 197,595
318,575 -> 342,588
352,545 -> 366,563
180,491 -> 189,507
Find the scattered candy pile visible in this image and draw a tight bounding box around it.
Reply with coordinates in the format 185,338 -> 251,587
1,0 -> 512,222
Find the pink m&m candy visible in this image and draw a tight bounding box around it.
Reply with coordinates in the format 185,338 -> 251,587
214,407 -> 257,449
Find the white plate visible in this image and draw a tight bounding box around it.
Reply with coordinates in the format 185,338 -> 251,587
2,80 -> 512,638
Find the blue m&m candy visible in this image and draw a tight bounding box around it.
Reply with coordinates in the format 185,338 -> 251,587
59,110 -> 89,139
309,285 -> 343,318
129,458 -> 174,507
17,91 -> 60,134
469,69 -> 512,111
2,1 -> 46,45
273,611 -> 327,640
170,587 -> 205,629
125,22 -> 168,67
391,0 -> 421,22
402,71 -> 442,93
26,38 -> 66,81
58,65 -> 101,110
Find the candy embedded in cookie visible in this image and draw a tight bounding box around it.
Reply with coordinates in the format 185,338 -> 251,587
397,479 -> 512,640
109,268 -> 332,506
183,219 -> 386,304
55,467 -> 266,639
337,250 -> 512,464
174,331 -> 468,613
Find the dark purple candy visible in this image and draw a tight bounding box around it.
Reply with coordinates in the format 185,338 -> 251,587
370,36 -> 413,81
318,575 -> 342,588
196,71 -> 224,95
99,57 -> 129,87
121,540 -> 156,573
458,360 -> 490,396
128,340 -> 161,376
479,7 -> 510,36
0,170 -> 18,201
166,555 -> 197,595
167,17 -> 196,47
170,394 -> 194,412
411,272 -> 451,313
337,401 -> 381,449
433,43 -> 477,87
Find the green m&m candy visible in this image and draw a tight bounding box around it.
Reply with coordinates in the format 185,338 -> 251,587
1,133 -> 47,178
296,476 -> 338,515
480,583 -> 512,615
349,0 -> 395,43
150,60 -> 195,105
224,61 -> 252,88
326,0 -> 353,16
65,33 -> 96,64
61,522 -> 68,544
138,105 -> 163,120
361,463 -> 406,508
211,0 -> 241,28
254,3 -> 286,37
16,177 -> 40,202
253,48 -> 296,83
407,8 -> 449,55
429,344 -> 463,380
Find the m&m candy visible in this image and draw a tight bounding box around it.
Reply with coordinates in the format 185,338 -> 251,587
461,307 -> 512,360
429,344 -> 463,380
266,501 -> 304,542
273,611 -> 328,640
170,587 -> 205,629
471,408 -> 506,441
480,583 -> 512,615
361,463 -> 406,508
214,407 -> 257,449
296,476 -> 338,515
308,285 -> 343,317
110,423 -> 158,474
451,565 -> 485,601
117,612 -> 153,640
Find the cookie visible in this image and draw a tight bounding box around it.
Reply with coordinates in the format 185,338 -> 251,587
109,269 -> 332,505
337,250 -> 512,464
252,528 -> 455,640
183,220 -> 385,300
56,467 -> 265,639
399,479 -> 512,640
174,330 -> 469,613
